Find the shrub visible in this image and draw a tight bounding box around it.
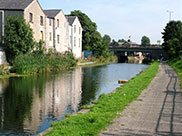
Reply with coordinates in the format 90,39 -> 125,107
0,64 -> 10,75
12,52 -> 77,74
4,16 -> 35,63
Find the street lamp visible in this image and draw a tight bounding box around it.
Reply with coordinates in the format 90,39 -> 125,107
167,10 -> 174,22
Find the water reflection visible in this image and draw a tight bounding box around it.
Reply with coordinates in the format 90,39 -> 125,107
0,67 -> 82,135
0,64 -> 148,135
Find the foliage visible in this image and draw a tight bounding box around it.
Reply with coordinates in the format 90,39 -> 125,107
167,58 -> 182,88
12,52 -> 77,74
157,40 -> 161,45
34,40 -> 46,55
0,64 -> 9,75
4,16 -> 35,62
141,36 -> 150,46
45,62 -> 159,136
162,21 -> 182,58
118,39 -> 126,43
67,10 -> 113,60
110,39 -> 119,46
103,34 -> 111,47
67,10 -> 97,51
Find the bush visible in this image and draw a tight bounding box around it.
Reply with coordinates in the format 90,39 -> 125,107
4,16 -> 35,63
0,64 -> 10,75
168,58 -> 182,88
12,52 -> 77,74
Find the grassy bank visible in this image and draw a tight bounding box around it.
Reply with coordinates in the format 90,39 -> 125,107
45,62 -> 159,136
167,58 -> 182,88
11,52 -> 77,74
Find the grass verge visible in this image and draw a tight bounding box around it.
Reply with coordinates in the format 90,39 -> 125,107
167,58 -> 182,88
45,62 -> 159,136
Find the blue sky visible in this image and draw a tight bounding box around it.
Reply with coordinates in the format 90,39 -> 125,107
39,0 -> 182,44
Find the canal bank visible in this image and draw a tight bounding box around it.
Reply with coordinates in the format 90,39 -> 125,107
100,62 -> 182,135
0,63 -> 148,135
43,62 -> 159,136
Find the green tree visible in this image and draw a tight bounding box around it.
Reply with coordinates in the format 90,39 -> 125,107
118,39 -> 126,43
103,34 -> 111,47
92,31 -> 109,57
157,40 -> 161,45
141,36 -> 150,46
111,39 -> 119,47
67,10 -> 98,51
162,21 -> 182,58
4,16 -> 35,62
67,10 -> 111,59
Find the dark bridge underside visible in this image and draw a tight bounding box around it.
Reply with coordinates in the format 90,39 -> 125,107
110,46 -> 167,62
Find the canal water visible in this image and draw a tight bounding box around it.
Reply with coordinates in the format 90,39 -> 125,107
0,63 -> 148,135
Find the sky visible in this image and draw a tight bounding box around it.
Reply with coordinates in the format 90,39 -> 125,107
39,0 -> 182,44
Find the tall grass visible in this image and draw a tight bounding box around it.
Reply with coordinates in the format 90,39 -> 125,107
45,62 -> 159,136
168,58 -> 182,88
12,52 -> 77,74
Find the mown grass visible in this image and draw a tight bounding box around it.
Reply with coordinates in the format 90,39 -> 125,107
45,62 -> 159,136
167,58 -> 182,88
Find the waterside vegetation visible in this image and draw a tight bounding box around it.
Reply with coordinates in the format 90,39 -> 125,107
167,59 -> 182,88
162,21 -> 182,88
0,14 -> 117,76
45,62 -> 159,136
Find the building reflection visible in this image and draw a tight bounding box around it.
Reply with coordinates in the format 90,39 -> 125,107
0,67 -> 82,135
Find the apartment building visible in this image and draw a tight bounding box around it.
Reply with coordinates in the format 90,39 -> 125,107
67,16 -> 82,58
0,0 -> 82,57
0,0 -> 46,44
44,10 -> 70,53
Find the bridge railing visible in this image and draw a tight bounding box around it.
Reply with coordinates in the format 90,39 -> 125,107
109,45 -> 164,49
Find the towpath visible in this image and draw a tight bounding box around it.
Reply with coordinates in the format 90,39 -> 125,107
100,62 -> 182,136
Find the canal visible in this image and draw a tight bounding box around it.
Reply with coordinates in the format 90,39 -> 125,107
0,63 -> 148,135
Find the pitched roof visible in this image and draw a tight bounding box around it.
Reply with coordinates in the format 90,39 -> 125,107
44,9 -> 62,18
66,16 -> 77,26
0,0 -> 34,10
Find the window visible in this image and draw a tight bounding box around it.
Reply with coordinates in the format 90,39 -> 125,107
70,36 -> 72,45
41,31 -> 43,40
74,25 -> 76,33
57,19 -> 59,27
49,18 -> 51,26
29,13 -> 33,23
79,27 -> 81,35
49,32 -> 52,41
57,35 -> 60,43
74,37 -> 76,47
40,16 -> 43,25
79,38 -> 81,47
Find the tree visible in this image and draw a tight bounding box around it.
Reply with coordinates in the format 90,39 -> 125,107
4,16 -> 35,62
141,36 -> 150,46
103,34 -> 111,47
118,39 -> 126,43
157,40 -> 161,45
67,10 -> 111,59
162,21 -> 182,58
110,40 -> 119,47
67,10 -> 98,51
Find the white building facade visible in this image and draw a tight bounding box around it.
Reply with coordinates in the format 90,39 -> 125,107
67,16 -> 82,59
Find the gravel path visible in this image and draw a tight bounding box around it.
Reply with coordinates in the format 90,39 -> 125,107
100,62 -> 182,136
